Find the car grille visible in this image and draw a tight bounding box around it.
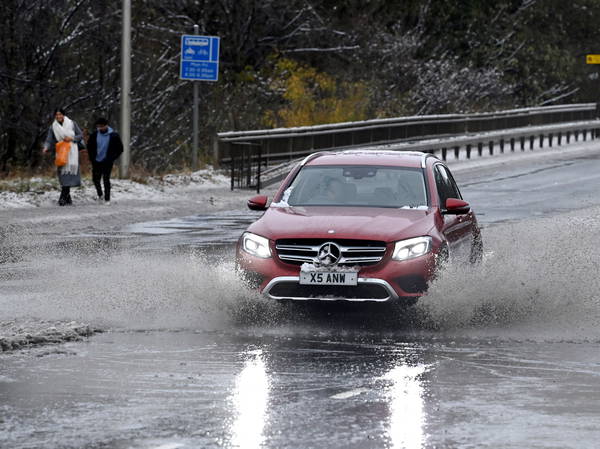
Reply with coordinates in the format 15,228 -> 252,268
275,239 -> 387,266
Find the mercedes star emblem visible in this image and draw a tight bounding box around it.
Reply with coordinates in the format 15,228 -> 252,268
315,242 -> 341,267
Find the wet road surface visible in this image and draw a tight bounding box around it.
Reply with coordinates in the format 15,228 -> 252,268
2,147 -> 600,448
2,331 -> 599,449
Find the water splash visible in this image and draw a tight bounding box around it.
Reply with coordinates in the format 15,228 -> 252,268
2,208 -> 599,342
419,210 -> 600,341
0,237 -> 272,330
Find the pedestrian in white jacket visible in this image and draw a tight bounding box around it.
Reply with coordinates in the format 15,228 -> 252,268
42,108 -> 84,206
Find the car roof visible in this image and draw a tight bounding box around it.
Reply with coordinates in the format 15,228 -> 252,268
303,150 -> 438,169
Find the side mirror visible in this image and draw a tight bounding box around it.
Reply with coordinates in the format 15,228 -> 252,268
444,198 -> 470,214
247,195 -> 268,211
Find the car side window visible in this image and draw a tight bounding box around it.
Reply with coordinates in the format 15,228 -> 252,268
444,166 -> 463,200
434,164 -> 461,207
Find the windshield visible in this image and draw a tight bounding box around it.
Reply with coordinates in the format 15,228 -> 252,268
284,165 -> 429,208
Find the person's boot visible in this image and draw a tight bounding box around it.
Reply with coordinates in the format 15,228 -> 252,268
63,187 -> 72,205
58,187 -> 68,206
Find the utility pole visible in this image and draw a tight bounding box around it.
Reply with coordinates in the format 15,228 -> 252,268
192,24 -> 199,171
120,0 -> 131,178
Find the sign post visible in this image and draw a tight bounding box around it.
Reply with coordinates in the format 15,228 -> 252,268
586,55 -> 600,118
180,32 -> 220,170
191,25 -> 200,171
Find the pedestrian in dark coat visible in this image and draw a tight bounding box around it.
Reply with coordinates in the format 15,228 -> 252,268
42,108 -> 85,206
86,117 -> 124,203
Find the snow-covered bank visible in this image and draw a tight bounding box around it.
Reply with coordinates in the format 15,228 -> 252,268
0,319 -> 100,352
0,167 -> 230,209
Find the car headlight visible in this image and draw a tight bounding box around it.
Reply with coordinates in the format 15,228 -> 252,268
392,236 -> 432,261
241,232 -> 272,258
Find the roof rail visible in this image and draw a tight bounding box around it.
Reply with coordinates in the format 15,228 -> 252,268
300,151 -> 333,166
421,152 -> 439,168
302,149 -> 439,169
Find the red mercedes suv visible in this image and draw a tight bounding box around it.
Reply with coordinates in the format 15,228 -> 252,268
236,150 -> 482,303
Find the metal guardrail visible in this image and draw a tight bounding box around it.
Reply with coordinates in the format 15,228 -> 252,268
217,103 -> 600,191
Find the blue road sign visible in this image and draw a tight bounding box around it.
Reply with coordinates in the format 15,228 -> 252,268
180,35 -> 220,81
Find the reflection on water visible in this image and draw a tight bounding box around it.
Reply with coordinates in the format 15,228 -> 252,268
385,364 -> 428,449
230,349 -> 270,449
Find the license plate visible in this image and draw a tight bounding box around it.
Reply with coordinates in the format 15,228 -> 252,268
299,271 -> 358,286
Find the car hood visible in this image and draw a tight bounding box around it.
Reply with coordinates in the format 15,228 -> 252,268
247,206 -> 435,242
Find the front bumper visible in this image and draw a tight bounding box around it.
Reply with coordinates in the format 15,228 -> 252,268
237,244 -> 437,303
263,276 -> 399,302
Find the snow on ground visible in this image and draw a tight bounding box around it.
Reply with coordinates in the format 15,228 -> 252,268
0,319 -> 100,351
0,167 -> 230,209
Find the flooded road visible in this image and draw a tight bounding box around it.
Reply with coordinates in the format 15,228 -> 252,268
2,148 -> 600,448
3,331 -> 599,449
